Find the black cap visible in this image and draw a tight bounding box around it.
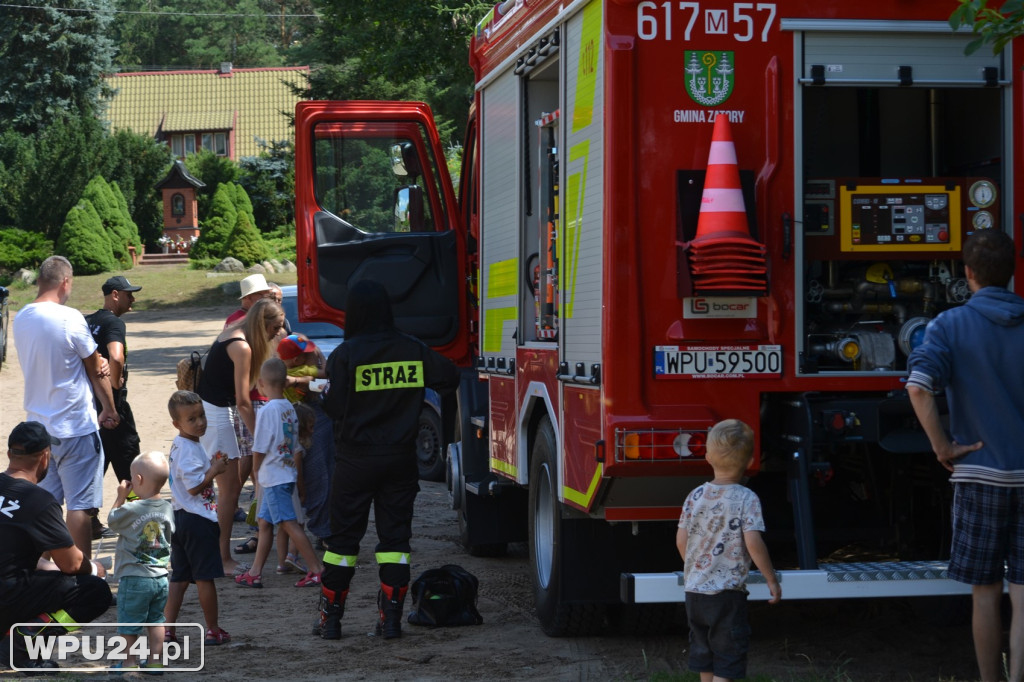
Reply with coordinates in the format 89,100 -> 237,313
8,421 -> 61,455
102,276 -> 142,296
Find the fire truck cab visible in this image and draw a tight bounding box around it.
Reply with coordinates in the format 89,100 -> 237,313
295,0 -> 1019,635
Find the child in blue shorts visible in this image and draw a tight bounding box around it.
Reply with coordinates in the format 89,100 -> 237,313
107,451 -> 174,672
162,390 -> 231,646
235,358 -> 324,588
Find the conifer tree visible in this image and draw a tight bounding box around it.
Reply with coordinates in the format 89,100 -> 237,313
57,200 -> 117,275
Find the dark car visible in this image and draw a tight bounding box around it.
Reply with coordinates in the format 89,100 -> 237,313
0,285 -> 9,371
279,285 -> 445,481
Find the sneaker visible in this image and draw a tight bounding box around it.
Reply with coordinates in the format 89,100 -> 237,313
294,571 -> 321,588
204,627 -> 231,645
234,572 -> 263,588
285,553 -> 307,574
233,508 -> 247,522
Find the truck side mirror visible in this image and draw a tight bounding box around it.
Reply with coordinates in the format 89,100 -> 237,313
395,185 -> 425,232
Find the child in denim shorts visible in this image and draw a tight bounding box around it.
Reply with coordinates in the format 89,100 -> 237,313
676,419 -> 782,681
107,451 -> 174,672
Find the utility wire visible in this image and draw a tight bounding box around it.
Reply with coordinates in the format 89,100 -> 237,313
0,2 -> 320,18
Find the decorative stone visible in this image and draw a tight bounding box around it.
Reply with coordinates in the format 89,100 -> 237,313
213,257 -> 244,273
281,260 -> 297,273
246,264 -> 267,274
13,268 -> 36,285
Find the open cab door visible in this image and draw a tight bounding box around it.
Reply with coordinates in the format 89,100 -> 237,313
294,101 -> 470,364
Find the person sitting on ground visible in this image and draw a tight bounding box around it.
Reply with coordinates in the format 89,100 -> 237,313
107,451 -> 174,673
236,358 -> 324,589
162,391 -> 231,646
0,421 -> 112,672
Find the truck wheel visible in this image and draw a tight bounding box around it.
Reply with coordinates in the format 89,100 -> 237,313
457,487 -> 508,557
529,416 -> 604,636
416,407 -> 444,481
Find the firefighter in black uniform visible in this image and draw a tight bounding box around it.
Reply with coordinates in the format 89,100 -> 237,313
316,280 -> 459,640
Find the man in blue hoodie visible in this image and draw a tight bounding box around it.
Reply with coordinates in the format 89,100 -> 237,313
908,228 -> 1024,682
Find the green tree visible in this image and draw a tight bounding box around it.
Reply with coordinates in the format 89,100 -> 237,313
230,182 -> 257,231
0,0 -> 116,134
224,210 -> 270,265
83,176 -> 135,268
101,129 -> 173,247
185,149 -> 240,220
190,183 -> 238,260
239,140 -> 295,233
57,200 -> 118,275
113,0 -> 317,69
110,181 -> 143,251
302,0 -> 485,142
0,228 -> 53,271
950,0 -> 1024,54
17,114 -> 111,241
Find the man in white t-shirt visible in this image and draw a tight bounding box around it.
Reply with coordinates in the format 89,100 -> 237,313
13,256 -> 119,558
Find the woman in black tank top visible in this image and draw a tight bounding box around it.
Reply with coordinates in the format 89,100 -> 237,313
198,298 -> 285,575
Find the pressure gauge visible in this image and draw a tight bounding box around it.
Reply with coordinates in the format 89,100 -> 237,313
969,180 -> 997,208
973,210 -> 994,229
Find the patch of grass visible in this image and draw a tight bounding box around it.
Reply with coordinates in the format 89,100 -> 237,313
4,265 -> 297,314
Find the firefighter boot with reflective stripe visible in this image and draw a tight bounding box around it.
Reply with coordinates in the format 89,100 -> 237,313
1,613 -> 66,670
313,586 -> 347,640
375,583 -> 408,640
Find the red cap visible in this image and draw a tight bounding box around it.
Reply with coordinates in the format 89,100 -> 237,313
277,333 -> 317,360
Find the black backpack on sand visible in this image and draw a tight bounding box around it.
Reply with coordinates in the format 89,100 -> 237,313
406,564 -> 484,627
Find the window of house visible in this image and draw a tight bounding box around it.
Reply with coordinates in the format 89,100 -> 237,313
202,133 -> 213,151
184,135 -> 196,155
215,133 -> 227,156
171,193 -> 185,216
171,135 -> 183,158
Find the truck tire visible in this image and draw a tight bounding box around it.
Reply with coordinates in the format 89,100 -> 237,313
529,415 -> 604,636
416,407 -> 445,481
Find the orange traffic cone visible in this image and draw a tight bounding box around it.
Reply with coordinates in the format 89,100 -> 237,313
692,115 -> 752,242
685,115 -> 767,295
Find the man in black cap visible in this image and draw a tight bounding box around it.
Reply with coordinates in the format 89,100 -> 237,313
0,421 -> 112,671
86,277 -> 142,489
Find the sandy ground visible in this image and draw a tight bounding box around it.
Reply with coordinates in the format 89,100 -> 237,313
0,303 -> 981,680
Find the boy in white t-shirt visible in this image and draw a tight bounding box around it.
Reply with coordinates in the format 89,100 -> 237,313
676,419 -> 781,682
162,391 -> 232,646
235,358 -> 324,588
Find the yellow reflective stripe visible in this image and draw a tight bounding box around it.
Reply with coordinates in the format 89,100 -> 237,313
323,551 -> 358,567
563,139 -> 589,320
571,1 -> 602,133
354,361 -> 424,392
375,552 -> 410,565
563,462 -> 603,509
50,609 -> 79,632
490,457 -> 517,477
487,257 -> 518,298
482,307 -> 516,353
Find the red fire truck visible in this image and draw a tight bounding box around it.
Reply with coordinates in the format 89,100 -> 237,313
294,0 -> 1019,635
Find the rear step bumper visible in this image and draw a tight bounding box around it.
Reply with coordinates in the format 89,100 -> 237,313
622,561 -> 1004,602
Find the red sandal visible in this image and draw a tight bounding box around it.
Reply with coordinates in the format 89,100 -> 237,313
204,627 -> 231,645
234,572 -> 262,588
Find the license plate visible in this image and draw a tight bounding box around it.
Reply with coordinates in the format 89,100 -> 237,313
654,345 -> 782,378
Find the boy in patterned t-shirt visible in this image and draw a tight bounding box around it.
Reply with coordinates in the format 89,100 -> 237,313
107,451 -> 173,672
676,419 -> 781,682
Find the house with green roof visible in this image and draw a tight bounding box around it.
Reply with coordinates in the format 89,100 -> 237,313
103,64 -> 309,160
